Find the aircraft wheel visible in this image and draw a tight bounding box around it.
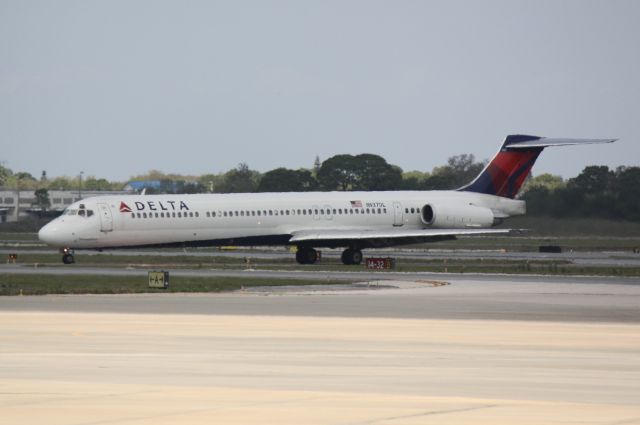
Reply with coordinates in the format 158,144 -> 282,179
341,249 -> 363,265
341,249 -> 353,265
62,254 -> 75,264
296,247 -> 317,264
351,249 -> 363,265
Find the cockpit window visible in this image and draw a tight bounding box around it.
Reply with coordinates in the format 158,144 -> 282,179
64,207 -> 94,217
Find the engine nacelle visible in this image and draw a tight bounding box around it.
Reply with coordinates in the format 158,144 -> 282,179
421,204 -> 495,228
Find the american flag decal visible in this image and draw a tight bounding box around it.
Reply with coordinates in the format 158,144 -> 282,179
120,202 -> 132,213
350,200 -> 363,208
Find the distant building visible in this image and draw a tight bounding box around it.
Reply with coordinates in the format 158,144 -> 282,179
122,180 -> 199,193
122,180 -> 164,192
0,188 -> 128,223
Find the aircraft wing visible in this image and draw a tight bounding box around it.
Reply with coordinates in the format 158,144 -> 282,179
289,227 -> 514,244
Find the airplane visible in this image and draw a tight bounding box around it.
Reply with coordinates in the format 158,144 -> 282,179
38,134 -> 615,265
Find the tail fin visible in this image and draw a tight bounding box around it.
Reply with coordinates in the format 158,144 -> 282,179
458,134 -> 616,199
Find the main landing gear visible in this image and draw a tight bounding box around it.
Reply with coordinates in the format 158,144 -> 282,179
295,246 -> 363,266
295,247 -> 318,264
61,248 -> 75,264
341,248 -> 363,265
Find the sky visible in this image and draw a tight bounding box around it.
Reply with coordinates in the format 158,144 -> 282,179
1,0 -> 639,182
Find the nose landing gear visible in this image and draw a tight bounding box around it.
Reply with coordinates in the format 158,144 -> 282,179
61,248 -> 75,264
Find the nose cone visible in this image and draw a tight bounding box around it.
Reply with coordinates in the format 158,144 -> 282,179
38,222 -> 63,246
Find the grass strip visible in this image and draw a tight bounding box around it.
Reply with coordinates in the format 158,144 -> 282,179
0,274 -> 348,296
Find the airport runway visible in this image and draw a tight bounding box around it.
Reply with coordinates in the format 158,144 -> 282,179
2,265 -> 640,423
2,263 -> 640,322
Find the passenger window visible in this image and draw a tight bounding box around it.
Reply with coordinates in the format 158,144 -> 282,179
333,209 -> 336,214
383,208 -> 387,214
155,213 -> 159,218
241,211 -> 245,216
302,210 -> 306,215
286,210 -> 289,215
269,210 -> 273,216
131,213 -> 135,219
366,208 -> 370,214
257,210 -> 261,216
206,212 -> 210,217
405,208 -> 409,213
178,212 -> 181,218
377,208 -> 381,214
314,209 -> 318,215
143,213 -> 147,218
320,209 -> 324,215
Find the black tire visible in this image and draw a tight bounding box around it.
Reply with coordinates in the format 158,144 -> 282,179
341,249 -> 353,265
296,247 -> 317,264
351,250 -> 363,265
62,254 -> 75,264
341,249 -> 363,265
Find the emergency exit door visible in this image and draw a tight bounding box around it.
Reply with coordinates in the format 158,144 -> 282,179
393,202 -> 403,226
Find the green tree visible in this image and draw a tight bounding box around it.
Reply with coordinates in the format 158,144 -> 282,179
33,188 -> 51,211
400,171 -> 430,190
317,154 -> 402,191
613,166 -> 640,221
257,168 -> 318,192
521,173 -> 565,193
429,154 -> 487,189
0,164 -> 12,186
84,177 -> 113,191
216,163 -> 261,193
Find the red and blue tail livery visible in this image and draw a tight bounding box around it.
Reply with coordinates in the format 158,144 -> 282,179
459,134 -> 616,199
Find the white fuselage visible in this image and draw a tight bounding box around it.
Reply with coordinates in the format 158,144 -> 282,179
38,190 -> 525,250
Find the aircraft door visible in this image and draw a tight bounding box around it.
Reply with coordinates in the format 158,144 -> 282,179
97,203 -> 113,232
393,202 -> 403,226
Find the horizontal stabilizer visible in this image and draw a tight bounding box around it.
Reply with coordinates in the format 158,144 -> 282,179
505,136 -> 617,149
